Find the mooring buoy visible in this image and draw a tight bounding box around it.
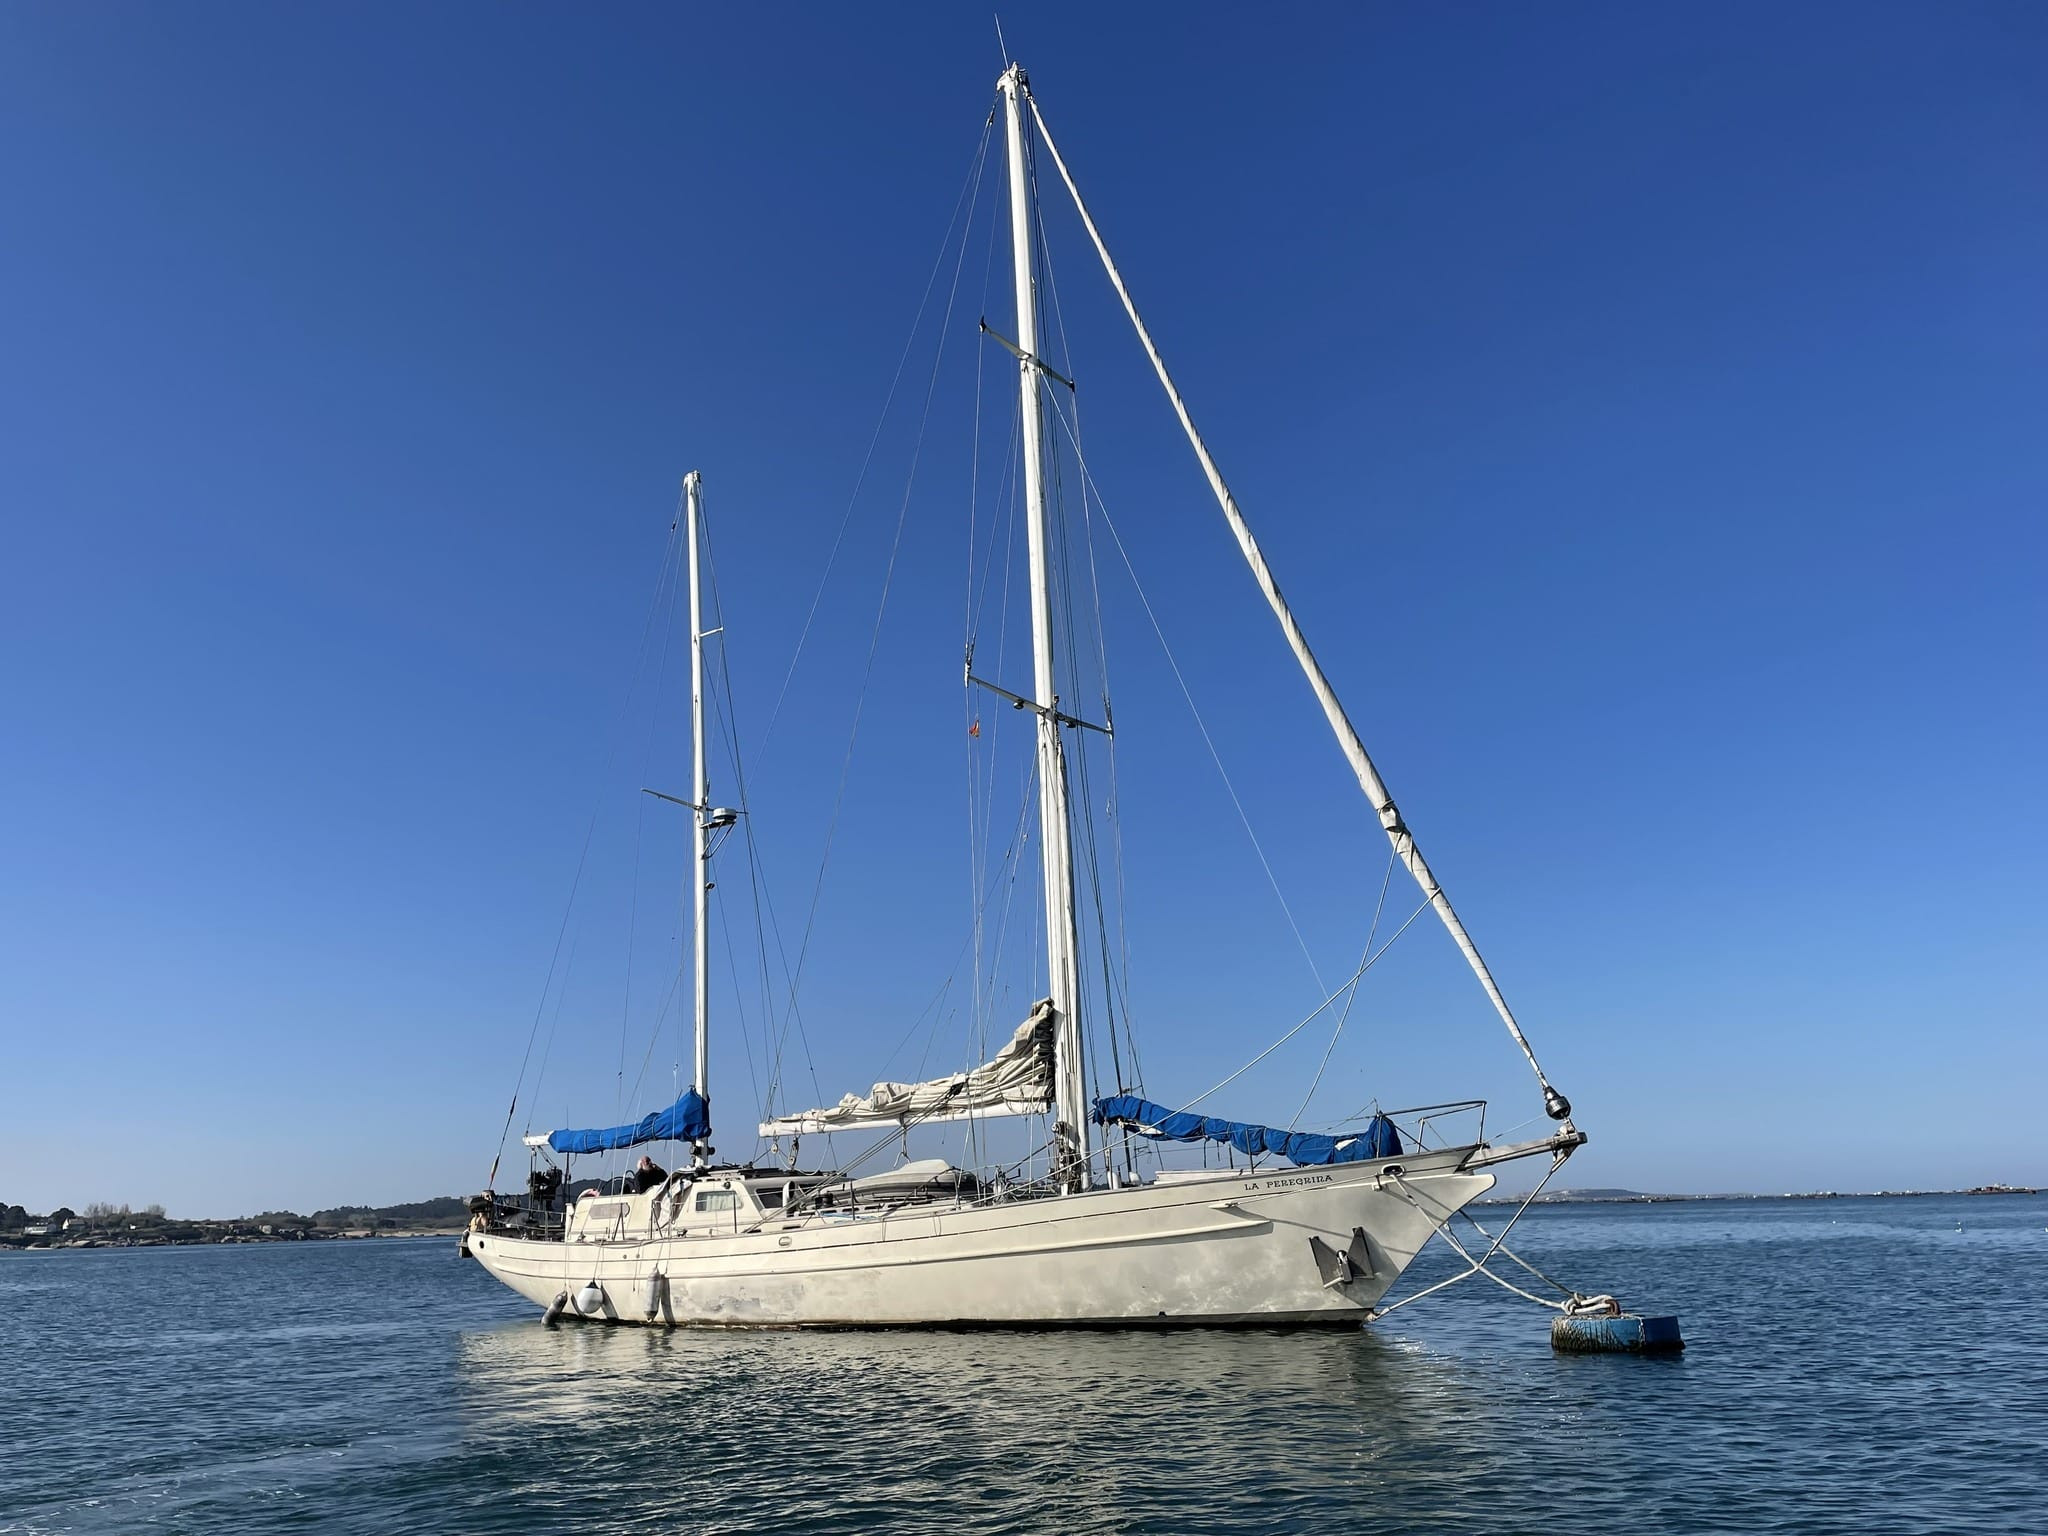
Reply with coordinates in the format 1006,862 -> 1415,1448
1551,1312 -> 1685,1353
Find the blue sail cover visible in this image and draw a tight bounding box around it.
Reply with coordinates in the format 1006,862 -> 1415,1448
548,1089 -> 710,1155
1092,1094 -> 1401,1165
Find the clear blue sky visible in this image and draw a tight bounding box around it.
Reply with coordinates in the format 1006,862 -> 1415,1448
2,5 -> 2041,1217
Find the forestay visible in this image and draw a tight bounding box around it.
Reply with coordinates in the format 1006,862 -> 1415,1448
758,999 -> 1056,1135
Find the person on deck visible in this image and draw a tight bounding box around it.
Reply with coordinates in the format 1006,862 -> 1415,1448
632,1155 -> 667,1193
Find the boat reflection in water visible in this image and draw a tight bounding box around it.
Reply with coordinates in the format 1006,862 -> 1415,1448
451,1319 -> 1512,1527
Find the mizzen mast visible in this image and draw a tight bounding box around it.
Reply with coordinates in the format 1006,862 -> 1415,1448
685,469 -> 713,1167
999,64 -> 1091,1185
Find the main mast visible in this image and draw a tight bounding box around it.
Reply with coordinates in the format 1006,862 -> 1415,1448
999,64 -> 1091,1186
685,469 -> 712,1168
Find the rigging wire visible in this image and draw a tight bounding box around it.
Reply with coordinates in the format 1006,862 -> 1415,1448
966,420 -> 1022,1060
1027,87 -> 1568,1115
1029,160 -> 1117,1123
1030,138 -> 1146,1132
964,749 -> 1036,1167
525,918 -> 584,1139
974,765 -> 1043,1019
755,113 -> 998,767
962,156 -> 1009,652
695,490 -> 830,1139
612,494 -> 688,1129
738,818 -> 833,1160
1071,893 -> 1433,1170
1042,390 -> 1331,1000
487,509 -> 684,1189
714,890 -> 765,1122
1177,895 -> 1434,1114
1056,362 -> 1146,1108
698,504 -> 824,1139
765,120 -> 993,1117
764,131 -> 1007,1121
1287,842 -> 1399,1130
876,955 -> 972,1083
693,523 -> 768,1122
592,476 -> 830,1169
620,964 -> 684,1115
960,171 -> 1009,1172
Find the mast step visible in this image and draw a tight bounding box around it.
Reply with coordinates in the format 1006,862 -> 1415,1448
1550,1312 -> 1685,1353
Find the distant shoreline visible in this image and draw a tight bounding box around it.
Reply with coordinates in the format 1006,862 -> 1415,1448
1,1228 -> 468,1252
1,1195 -> 474,1251
9,1185 -> 2041,1251
1475,1185 -> 2041,1205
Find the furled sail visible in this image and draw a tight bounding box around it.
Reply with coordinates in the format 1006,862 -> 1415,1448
758,1000 -> 1055,1136
548,1088 -> 711,1155
1093,1094 -> 1402,1166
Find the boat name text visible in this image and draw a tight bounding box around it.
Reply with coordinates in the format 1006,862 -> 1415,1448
1240,1173 -> 1334,1193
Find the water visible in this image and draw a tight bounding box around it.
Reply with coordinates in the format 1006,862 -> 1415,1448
3,1195 -> 2043,1534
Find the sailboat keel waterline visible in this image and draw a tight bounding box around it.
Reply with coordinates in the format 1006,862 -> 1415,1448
467,1146 -> 1521,1328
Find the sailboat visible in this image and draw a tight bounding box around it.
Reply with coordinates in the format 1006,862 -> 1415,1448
463,63 -> 1586,1328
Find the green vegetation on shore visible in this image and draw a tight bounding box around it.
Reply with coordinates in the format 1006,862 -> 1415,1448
0,1196 -> 471,1249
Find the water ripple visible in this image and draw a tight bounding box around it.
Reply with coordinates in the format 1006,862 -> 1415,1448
3,1196 -> 2044,1533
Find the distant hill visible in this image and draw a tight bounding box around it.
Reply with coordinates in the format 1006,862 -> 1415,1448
307,1196 -> 469,1229
1476,1187 -> 1656,1204
1544,1188 -> 1653,1201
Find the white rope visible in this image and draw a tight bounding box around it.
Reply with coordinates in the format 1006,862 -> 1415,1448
1367,1156 -> 1566,1319
1454,1208 -> 1584,1301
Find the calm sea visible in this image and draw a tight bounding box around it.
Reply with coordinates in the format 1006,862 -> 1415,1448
2,1195 -> 2043,1534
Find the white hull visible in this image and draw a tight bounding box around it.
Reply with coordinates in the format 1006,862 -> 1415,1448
466,1147 -> 1492,1328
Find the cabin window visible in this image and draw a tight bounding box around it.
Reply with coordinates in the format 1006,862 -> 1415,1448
694,1189 -> 739,1213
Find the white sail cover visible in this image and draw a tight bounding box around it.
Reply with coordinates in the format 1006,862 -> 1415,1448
758,999 -> 1055,1136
